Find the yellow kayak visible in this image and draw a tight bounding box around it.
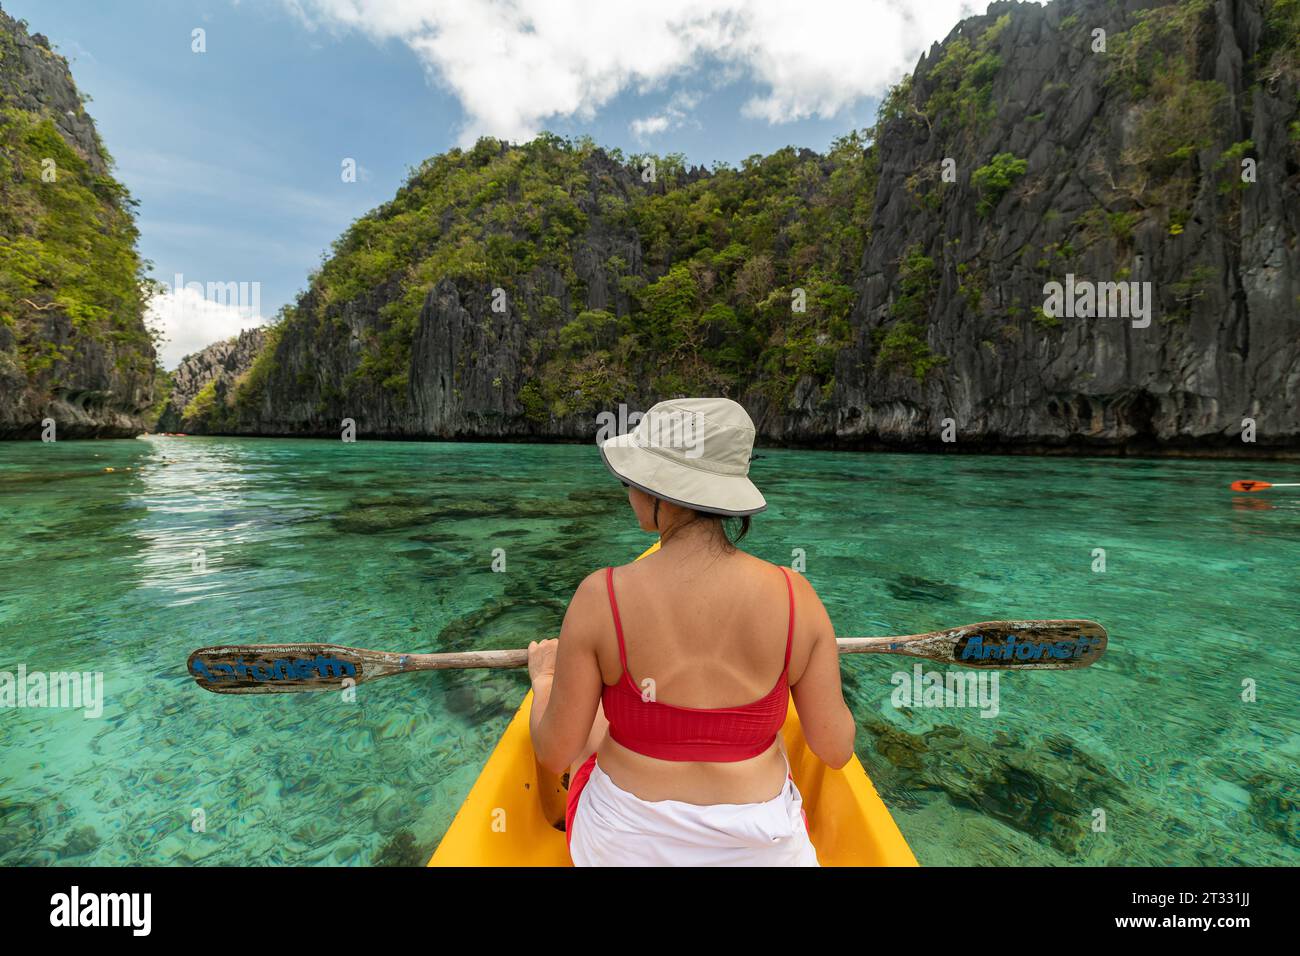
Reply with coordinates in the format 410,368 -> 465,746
429,541 -> 916,866
428,690 -> 917,866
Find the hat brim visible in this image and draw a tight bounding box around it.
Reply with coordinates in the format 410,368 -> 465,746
599,433 -> 766,517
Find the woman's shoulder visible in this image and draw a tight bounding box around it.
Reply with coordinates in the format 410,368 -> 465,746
740,551 -> 816,584
574,565 -> 613,599
561,568 -> 616,648
737,555 -> 824,610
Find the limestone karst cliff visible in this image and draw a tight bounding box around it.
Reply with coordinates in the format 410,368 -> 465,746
0,5 -> 157,438
156,327 -> 269,433
12,0 -> 1298,454
187,0 -> 1298,455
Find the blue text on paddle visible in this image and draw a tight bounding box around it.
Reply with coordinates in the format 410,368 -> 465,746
190,655 -> 357,681
959,635 -> 1099,661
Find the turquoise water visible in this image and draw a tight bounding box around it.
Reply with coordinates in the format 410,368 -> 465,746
0,436 -> 1296,866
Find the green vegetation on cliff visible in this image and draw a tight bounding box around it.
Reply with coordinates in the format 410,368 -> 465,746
217,127 -> 876,426
0,11 -> 158,435
921,13 -> 1007,134
1105,0 -> 1299,229
0,106 -> 153,377
971,153 -> 1028,217
629,134 -> 871,406
319,134 -> 593,396
178,0 -> 1299,443
876,245 -> 945,383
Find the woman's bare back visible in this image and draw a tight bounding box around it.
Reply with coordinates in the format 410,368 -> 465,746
592,548 -> 816,805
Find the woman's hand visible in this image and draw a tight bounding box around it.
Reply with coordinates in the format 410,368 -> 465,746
528,638 -> 559,686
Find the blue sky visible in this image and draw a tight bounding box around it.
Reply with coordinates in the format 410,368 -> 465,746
7,0 -> 991,367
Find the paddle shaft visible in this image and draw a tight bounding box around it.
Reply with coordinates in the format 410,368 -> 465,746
322,633 -> 1069,670
286,639 -> 897,673
187,618 -> 1108,694
395,624 -> 1103,670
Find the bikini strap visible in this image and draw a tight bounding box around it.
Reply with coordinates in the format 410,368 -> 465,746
780,566 -> 795,672
605,566 -> 629,674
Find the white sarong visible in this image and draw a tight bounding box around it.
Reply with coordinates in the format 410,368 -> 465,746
569,760 -> 820,867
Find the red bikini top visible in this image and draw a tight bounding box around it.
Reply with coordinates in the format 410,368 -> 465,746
600,565 -> 794,762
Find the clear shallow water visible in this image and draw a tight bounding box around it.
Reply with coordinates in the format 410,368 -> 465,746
0,436 -> 1296,866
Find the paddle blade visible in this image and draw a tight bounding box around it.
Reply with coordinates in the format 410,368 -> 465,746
948,620 -> 1107,669
188,644 -> 379,694
840,620 -> 1108,670
1231,480 -> 1271,492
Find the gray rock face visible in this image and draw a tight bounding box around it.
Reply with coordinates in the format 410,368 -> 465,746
0,15 -> 107,178
781,0 -> 1299,456
409,279 -> 535,438
158,327 -> 269,432
0,6 -> 156,439
405,178 -> 649,439
224,149 -> 652,440
190,0 -> 1300,455
0,308 -> 155,439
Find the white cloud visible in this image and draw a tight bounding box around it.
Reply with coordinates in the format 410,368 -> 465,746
147,284 -> 268,370
630,114 -> 670,138
630,90 -> 701,141
280,0 -> 990,145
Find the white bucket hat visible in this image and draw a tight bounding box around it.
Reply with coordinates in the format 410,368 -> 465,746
599,397 -> 766,516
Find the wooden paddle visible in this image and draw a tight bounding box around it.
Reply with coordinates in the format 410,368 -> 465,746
187,619 -> 1107,695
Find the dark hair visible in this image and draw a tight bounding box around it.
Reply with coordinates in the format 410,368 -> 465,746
719,513 -> 752,547
655,500 -> 751,551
